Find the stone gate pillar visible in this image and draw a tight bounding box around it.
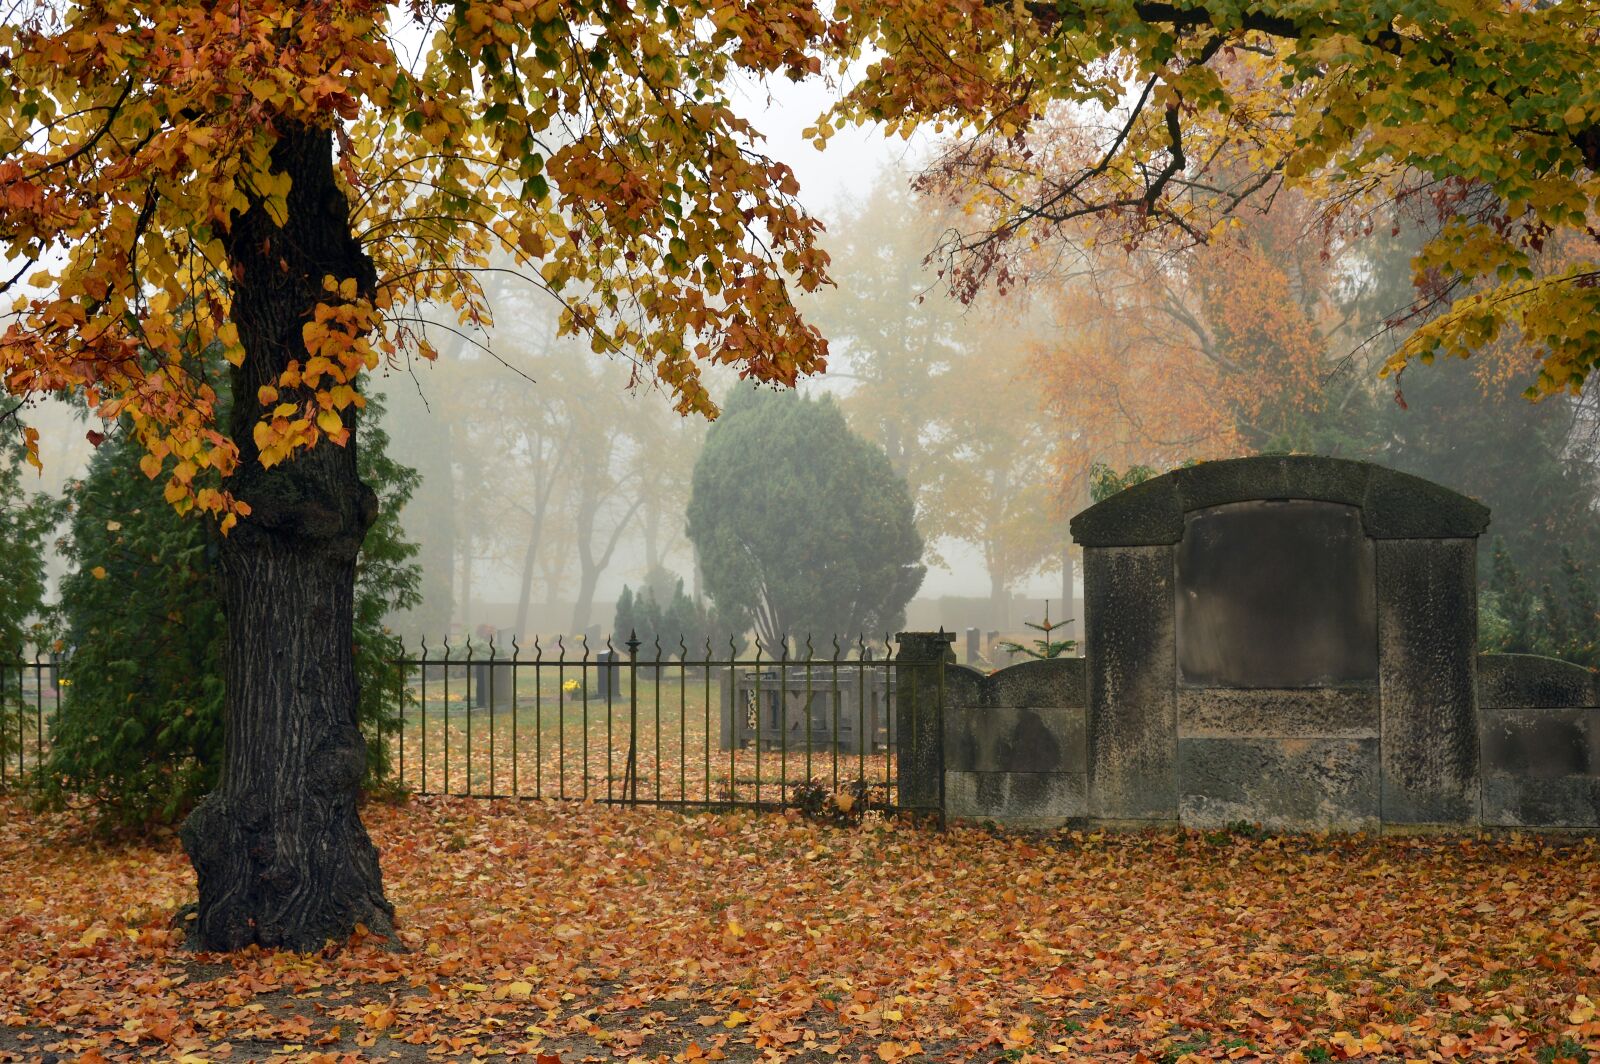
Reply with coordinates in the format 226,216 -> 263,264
894,631 -> 954,812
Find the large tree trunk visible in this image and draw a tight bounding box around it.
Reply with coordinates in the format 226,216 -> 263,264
180,122 -> 395,952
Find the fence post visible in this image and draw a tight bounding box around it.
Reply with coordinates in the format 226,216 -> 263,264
625,630 -> 641,803
894,631 -> 953,815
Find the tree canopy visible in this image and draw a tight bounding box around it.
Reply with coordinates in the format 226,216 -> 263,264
686,388 -> 924,649
833,0 -> 1600,398
0,440 -> 57,658
1,0 -> 833,512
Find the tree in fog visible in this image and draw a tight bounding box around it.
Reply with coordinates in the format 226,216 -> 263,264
687,388 -> 924,648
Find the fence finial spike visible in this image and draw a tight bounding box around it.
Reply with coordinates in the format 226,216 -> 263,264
627,629 -> 641,654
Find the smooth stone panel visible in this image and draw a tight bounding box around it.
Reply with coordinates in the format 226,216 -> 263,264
945,770 -> 1088,822
1176,501 -> 1377,688
1086,545 -> 1178,820
1178,687 -> 1378,739
1178,737 -> 1380,830
1376,538 -> 1480,824
1482,774 -> 1600,828
1480,708 -> 1592,778
946,706 -> 1087,774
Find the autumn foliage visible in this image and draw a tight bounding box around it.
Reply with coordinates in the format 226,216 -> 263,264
1,0 -> 833,518
3,794 -> 1600,1063
1030,197 -> 1334,488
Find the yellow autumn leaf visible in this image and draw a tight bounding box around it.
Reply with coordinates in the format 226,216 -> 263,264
91,566 -> 107,580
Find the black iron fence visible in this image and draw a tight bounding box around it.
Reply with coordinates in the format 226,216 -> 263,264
4,635 -> 948,816
2,652 -> 64,789
389,635 -> 945,814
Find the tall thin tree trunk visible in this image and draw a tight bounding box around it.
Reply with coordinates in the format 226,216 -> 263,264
571,562 -> 599,635
180,122 -> 394,952
989,568 -> 1009,633
514,518 -> 542,640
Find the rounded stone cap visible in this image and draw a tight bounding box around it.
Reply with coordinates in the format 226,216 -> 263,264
1478,653 -> 1600,709
1068,455 -> 1491,546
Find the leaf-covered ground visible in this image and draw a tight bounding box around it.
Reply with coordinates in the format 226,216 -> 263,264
2,795 -> 1598,1064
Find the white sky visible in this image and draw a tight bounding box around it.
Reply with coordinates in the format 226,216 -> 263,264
726,77 -> 1069,603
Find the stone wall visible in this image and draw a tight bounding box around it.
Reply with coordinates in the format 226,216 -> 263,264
896,457 -> 1600,833
1479,654 -> 1600,828
941,658 -> 1087,825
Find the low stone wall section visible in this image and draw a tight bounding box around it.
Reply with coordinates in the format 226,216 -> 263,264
1478,654 -> 1600,829
1176,687 -> 1380,832
942,658 -> 1087,825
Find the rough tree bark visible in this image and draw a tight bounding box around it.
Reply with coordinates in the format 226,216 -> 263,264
180,122 -> 395,952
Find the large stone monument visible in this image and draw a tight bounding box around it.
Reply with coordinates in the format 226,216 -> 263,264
1069,455 -> 1490,830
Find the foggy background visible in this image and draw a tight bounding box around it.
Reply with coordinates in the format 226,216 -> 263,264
17,71 -> 1600,653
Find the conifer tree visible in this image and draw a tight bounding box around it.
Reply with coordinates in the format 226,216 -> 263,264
39,396 -> 420,830
0,436 -> 60,775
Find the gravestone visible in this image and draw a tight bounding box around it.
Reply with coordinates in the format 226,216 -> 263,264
1069,455 -> 1489,830
471,628 -> 518,711
596,650 -> 622,700
965,628 -> 980,666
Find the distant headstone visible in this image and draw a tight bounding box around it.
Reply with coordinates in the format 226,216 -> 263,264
596,650 -> 622,700
471,630 -> 518,710
965,627 -> 980,665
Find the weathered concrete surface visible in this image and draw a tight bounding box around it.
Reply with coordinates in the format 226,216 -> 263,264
1481,708 -> 1594,778
894,632 -> 955,813
1070,456 -> 1490,547
946,706 -> 1087,774
981,657 -> 1087,708
1482,775 -> 1600,828
1478,653 -> 1600,709
1376,538 -> 1480,825
1178,737 -> 1380,830
945,770 -> 1087,823
1086,545 -> 1177,821
1177,688 -> 1379,739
